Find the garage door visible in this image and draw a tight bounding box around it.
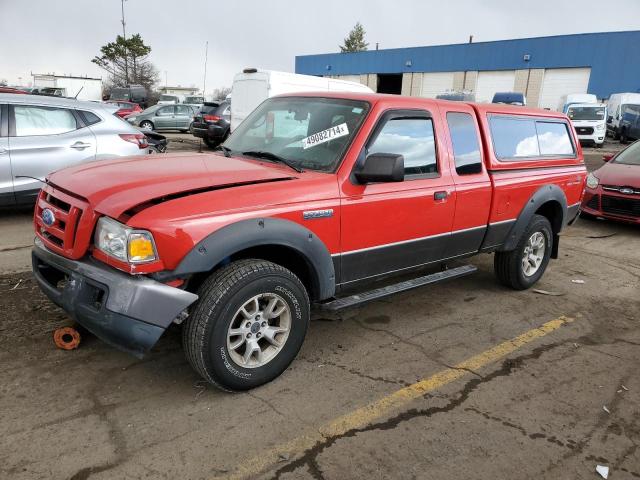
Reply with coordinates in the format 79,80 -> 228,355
538,68 -> 591,111
420,72 -> 455,98
475,70 -> 515,103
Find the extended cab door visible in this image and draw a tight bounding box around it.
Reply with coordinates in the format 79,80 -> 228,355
338,108 -> 456,285
8,103 -> 96,203
439,105 -> 492,258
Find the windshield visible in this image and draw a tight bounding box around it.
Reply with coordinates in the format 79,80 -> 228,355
567,106 -> 606,120
160,95 -> 178,102
185,96 -> 204,104
613,141 -> 640,166
224,97 -> 370,172
110,88 -> 130,100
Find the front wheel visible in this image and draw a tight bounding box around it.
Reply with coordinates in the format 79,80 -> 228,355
139,120 -> 154,130
494,214 -> 553,290
183,259 -> 310,391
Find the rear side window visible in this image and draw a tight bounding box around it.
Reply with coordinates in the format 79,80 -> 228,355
14,105 -> 78,137
78,110 -> 101,126
368,117 -> 437,177
176,105 -> 192,115
446,112 -> 482,175
489,116 -> 574,160
535,122 -> 574,156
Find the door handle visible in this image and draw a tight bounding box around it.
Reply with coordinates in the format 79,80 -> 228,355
0,148 -> 7,155
434,191 -> 448,201
70,142 -> 91,150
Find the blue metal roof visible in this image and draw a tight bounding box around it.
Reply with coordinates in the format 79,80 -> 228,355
295,31 -> 640,98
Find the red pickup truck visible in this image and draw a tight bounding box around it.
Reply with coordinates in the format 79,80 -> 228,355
32,93 -> 586,390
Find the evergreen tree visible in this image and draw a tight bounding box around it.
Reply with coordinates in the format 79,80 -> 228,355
340,22 -> 369,53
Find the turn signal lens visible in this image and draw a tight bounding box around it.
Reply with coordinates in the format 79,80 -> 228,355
128,233 -> 156,262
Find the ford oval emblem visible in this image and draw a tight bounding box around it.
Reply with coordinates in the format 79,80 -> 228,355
41,208 -> 56,227
620,188 -> 634,195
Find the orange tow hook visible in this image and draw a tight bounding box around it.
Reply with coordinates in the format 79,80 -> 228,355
53,326 -> 81,350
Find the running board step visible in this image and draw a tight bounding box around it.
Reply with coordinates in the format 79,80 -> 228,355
319,264 -> 478,312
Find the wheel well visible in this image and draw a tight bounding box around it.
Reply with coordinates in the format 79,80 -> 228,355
186,245 -> 321,301
534,201 -> 563,234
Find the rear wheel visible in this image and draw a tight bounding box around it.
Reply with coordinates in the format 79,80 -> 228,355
182,259 -> 310,391
494,214 -> 553,290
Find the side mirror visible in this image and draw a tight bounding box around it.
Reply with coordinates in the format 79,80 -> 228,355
355,153 -> 404,183
602,154 -> 614,162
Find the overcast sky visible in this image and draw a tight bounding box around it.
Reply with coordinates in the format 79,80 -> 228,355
2,0 -> 640,93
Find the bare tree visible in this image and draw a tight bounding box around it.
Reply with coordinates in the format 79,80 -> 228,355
212,87 -> 232,101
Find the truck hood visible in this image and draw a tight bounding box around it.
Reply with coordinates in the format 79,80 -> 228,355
47,152 -> 296,219
596,161 -> 640,187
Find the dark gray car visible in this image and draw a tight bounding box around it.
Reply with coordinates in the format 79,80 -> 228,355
125,104 -> 198,132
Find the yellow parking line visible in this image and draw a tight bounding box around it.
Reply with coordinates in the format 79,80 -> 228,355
218,315 -> 574,480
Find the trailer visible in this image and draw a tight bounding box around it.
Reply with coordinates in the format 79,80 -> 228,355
32,74 -> 103,101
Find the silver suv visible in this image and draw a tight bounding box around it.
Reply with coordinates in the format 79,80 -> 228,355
0,93 -> 150,206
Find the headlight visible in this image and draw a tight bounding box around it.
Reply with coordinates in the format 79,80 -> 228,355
95,217 -> 157,263
126,116 -> 136,122
586,173 -> 599,189
595,124 -> 605,131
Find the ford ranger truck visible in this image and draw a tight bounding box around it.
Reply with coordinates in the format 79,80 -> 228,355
32,93 -> 586,391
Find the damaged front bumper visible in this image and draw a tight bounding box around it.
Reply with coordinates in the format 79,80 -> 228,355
32,240 -> 198,358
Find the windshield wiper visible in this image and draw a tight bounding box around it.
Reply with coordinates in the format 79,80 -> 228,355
215,145 -> 232,157
241,150 -> 304,173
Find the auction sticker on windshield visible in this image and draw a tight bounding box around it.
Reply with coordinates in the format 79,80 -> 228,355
302,123 -> 349,150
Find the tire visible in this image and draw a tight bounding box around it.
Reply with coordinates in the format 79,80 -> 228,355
139,120 -> 154,130
182,259 -> 310,391
494,214 -> 553,290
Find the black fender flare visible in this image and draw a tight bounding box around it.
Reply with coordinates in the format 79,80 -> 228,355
165,218 -> 336,300
499,184 -> 567,254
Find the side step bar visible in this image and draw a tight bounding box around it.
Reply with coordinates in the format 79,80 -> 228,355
319,264 -> 477,312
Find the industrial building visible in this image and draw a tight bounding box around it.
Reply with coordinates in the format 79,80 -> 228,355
295,30 -> 640,110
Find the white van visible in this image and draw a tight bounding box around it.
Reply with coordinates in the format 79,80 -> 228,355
157,94 -> 186,105
560,93 -> 598,113
606,93 -> 640,138
230,69 -> 372,131
566,103 -> 607,147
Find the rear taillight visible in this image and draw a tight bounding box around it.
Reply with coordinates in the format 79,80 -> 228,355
203,114 -> 221,122
119,133 -> 149,149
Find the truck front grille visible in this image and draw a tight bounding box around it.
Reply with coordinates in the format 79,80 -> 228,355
35,186 -> 97,259
575,127 -> 594,135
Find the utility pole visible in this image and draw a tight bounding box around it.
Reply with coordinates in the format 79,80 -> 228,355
203,41 -> 209,97
121,0 -> 129,85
